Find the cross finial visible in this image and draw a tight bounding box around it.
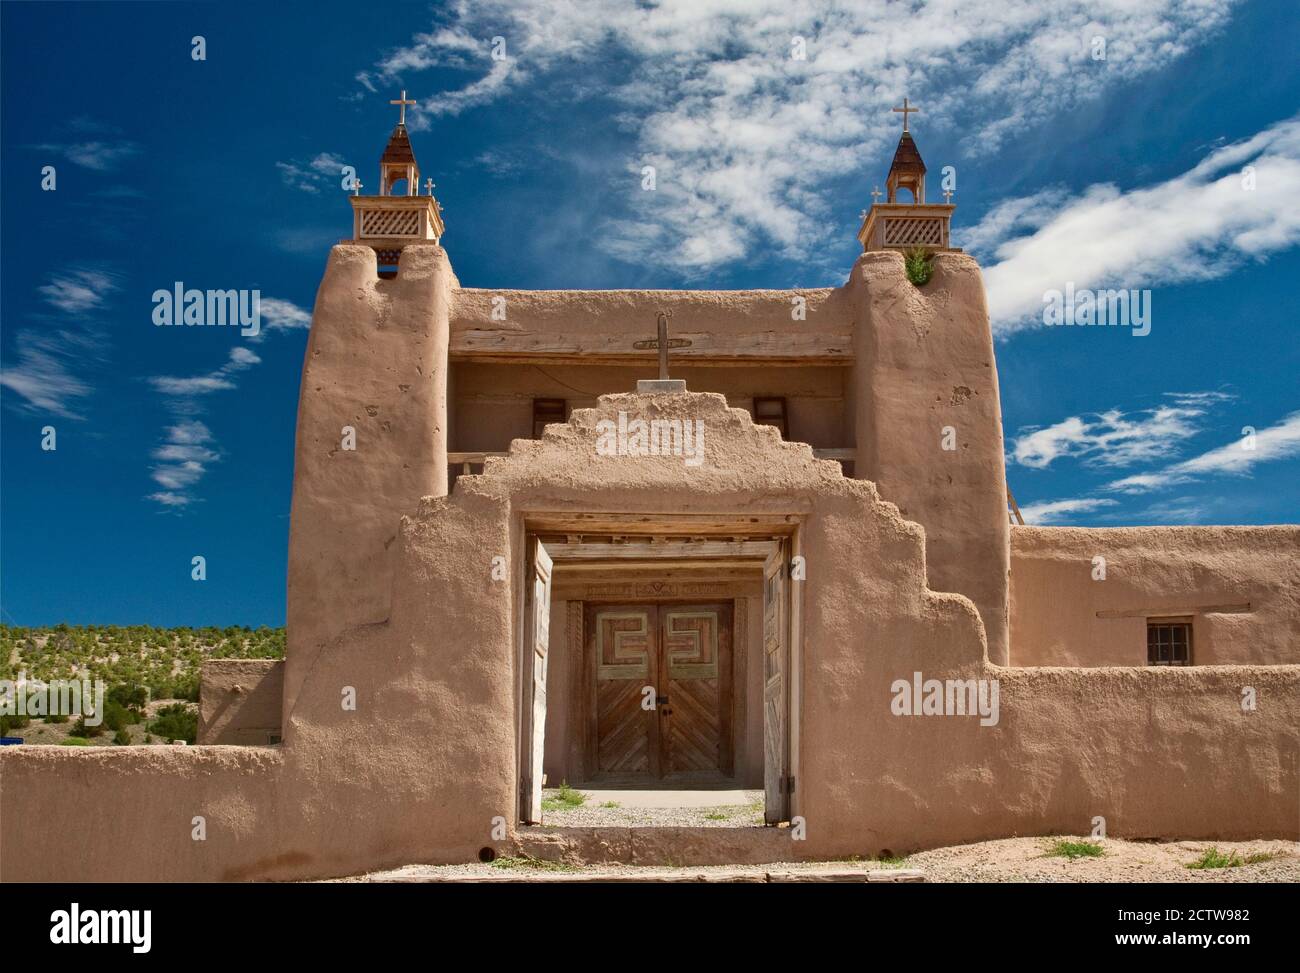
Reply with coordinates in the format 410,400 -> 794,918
655,310 -> 671,380
892,97 -> 919,133
425,177 -> 435,196
943,188 -> 954,203
871,185 -> 883,204
390,89 -> 417,126
353,179 -> 363,197
631,309 -> 691,377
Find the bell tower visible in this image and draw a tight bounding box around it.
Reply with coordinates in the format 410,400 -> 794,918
348,90 -> 446,270
380,91 -> 419,195
857,98 -> 957,254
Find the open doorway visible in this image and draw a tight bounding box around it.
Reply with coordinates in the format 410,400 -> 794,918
517,527 -> 800,828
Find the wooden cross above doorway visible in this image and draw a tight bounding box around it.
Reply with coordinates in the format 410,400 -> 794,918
632,310 -> 692,379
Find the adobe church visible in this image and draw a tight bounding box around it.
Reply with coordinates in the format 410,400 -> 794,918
1,97 -> 1296,881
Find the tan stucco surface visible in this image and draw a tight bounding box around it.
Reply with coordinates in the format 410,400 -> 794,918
3,391 -> 1295,881
198,660 -> 284,745
1010,525 -> 1300,666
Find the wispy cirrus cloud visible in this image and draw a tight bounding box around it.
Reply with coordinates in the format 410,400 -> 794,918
148,346 -> 261,398
37,268 -> 120,313
144,298 -> 310,509
0,330 -> 100,420
1,268 -> 119,418
968,116 -> 1300,333
275,152 -> 350,194
1107,410 -> 1300,494
1010,392 -> 1233,470
357,0 -> 1240,272
31,117 -> 141,172
148,420 -> 221,508
1018,497 -> 1119,525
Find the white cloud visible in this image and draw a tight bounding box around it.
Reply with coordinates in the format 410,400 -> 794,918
257,297 -> 312,334
1108,410 -> 1300,493
1018,497 -> 1119,525
276,152 -> 349,193
970,117 -> 1300,333
34,140 -> 140,171
1010,392 -> 1231,469
144,297 -> 308,508
148,347 -> 261,397
358,0 -> 1241,270
0,330 -> 98,419
37,268 -> 119,313
150,419 -> 219,500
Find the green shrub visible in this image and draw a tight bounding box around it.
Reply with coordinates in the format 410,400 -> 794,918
904,246 -> 933,286
0,714 -> 31,735
112,728 -> 132,746
60,736 -> 91,746
109,684 -> 149,712
148,703 -> 197,745
1045,839 -> 1104,860
71,714 -> 106,738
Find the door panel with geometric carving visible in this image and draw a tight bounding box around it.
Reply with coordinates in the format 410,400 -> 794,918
588,605 -> 659,776
661,605 -> 733,776
586,601 -> 733,780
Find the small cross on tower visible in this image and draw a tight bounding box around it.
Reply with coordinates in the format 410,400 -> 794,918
892,97 -> 919,133
390,89 -> 416,126
943,188 -> 954,203
871,185 -> 883,204
353,179 -> 363,197
425,177 -> 435,196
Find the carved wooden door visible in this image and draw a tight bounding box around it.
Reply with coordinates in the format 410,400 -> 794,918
588,605 -> 660,776
659,604 -> 733,776
587,601 -> 733,779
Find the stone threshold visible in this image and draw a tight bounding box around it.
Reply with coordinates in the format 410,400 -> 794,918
380,867 -> 926,884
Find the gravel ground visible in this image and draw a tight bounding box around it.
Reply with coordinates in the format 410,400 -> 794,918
539,789 -> 765,828
910,836 -> 1300,883
334,837 -> 1298,883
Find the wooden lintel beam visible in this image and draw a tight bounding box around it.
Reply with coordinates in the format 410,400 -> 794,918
1096,603 -> 1252,619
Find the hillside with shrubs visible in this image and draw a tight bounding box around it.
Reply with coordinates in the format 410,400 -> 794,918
0,624 -> 283,746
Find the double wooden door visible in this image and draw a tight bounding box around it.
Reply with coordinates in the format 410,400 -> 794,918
585,602 -> 733,779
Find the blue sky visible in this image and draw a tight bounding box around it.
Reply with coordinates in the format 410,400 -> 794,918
2,0 -> 1298,627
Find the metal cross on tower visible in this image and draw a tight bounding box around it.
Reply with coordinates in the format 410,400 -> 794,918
390,90 -> 416,125
892,97 -> 919,133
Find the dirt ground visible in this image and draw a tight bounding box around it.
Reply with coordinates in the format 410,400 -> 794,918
340,836 -> 1298,883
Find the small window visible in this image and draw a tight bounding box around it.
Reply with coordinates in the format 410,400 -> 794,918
752,396 -> 788,437
532,398 -> 567,438
1147,619 -> 1192,666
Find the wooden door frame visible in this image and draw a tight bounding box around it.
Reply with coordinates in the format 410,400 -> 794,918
519,524 -> 801,824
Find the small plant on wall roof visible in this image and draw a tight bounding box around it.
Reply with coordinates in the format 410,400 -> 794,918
904,247 -> 933,286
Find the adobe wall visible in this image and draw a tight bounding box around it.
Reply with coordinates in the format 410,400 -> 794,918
285,244 -> 456,722
1,391 -> 1295,881
848,251 -> 1011,664
1010,525 -> 1300,666
198,660 -> 284,745
450,286 -> 852,359
450,362 -> 851,455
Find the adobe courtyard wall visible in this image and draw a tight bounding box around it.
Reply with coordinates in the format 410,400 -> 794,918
1010,525 -> 1300,666
1,392 -> 1295,881
198,659 -> 284,745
